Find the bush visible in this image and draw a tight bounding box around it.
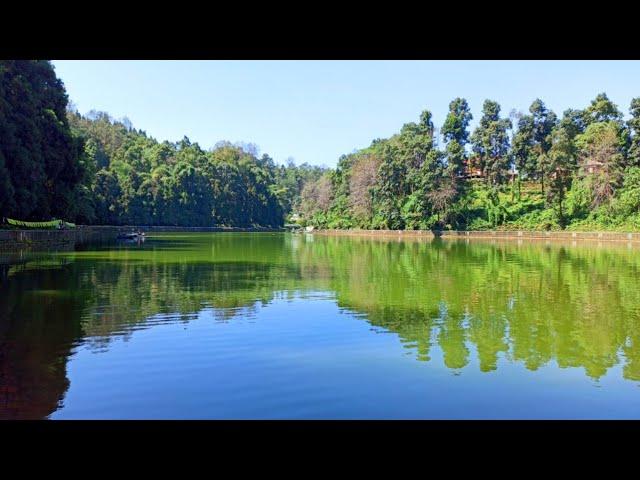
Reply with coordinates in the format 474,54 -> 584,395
468,217 -> 493,230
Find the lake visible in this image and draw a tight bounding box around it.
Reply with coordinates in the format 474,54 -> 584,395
1,232 -> 640,419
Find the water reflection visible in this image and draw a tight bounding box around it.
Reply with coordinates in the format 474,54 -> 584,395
2,233 -> 640,419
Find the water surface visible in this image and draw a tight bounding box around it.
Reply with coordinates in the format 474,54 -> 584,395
1,233 -> 639,419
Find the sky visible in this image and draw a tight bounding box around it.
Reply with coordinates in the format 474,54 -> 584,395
52,60 -> 640,167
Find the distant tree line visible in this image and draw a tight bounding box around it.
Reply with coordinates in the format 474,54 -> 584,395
66,111 -> 326,227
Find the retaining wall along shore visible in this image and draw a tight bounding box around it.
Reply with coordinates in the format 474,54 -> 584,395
314,229 -> 640,243
0,226 -> 121,252
4,227 -> 640,252
0,226 -> 285,252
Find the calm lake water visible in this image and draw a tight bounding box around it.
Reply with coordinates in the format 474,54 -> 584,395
1,232 -> 640,419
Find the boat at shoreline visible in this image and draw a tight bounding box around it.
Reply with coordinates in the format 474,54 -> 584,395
116,231 -> 145,241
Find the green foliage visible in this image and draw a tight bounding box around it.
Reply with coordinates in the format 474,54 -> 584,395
574,121 -> 626,208
65,113 -> 327,227
560,108 -> 586,139
565,177 -> 591,220
627,98 -> 640,167
614,167 -> 640,216
296,93 -> 640,233
6,218 -> 62,229
543,127 -> 576,226
442,98 -> 473,146
0,61 -> 86,221
584,92 -> 623,125
470,100 -> 512,187
512,114 -> 537,179
0,61 -> 336,228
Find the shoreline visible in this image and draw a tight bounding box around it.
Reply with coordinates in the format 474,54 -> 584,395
312,228 -> 640,244
3,226 -> 640,252
0,226 -> 285,252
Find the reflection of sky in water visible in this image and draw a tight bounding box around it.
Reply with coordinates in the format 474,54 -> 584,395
3,233 -> 640,419
49,292 -> 640,420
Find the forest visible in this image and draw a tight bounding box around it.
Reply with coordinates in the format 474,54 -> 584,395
299,95 -> 640,231
2,60 -> 640,230
0,60 -> 324,227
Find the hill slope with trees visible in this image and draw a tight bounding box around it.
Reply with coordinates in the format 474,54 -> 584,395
298,94 -> 640,231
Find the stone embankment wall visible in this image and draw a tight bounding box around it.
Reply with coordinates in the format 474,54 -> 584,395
125,226 -> 284,233
314,229 -> 640,243
0,226 -> 120,252
0,226 -> 284,252
4,226 -> 638,252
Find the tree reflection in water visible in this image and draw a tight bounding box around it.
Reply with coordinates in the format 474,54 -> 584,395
2,233 -> 640,419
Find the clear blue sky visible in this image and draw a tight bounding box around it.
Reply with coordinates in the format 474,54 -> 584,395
52,60 -> 640,167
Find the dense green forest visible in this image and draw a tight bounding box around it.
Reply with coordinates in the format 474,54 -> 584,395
0,60 -> 325,227
2,60 -> 640,230
65,111 -> 324,226
299,95 -> 640,231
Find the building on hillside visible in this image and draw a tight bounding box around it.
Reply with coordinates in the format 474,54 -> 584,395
458,158 -> 519,181
548,168 -> 571,181
581,159 -> 606,175
461,157 -> 484,179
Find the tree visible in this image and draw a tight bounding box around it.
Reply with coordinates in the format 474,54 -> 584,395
299,174 -> 334,220
348,154 -> 381,220
441,98 -> 472,179
511,114 -> 536,180
0,60 -> 84,220
628,98 -> 640,167
426,176 -> 457,227
575,121 -> 625,207
367,110 -> 438,230
411,149 -> 445,229
470,100 -> 512,188
530,99 -> 558,147
542,127 -> 576,226
93,169 -> 123,224
530,99 -> 558,192
584,93 -> 623,126
442,98 -> 473,144
511,99 -> 557,191
560,108 -> 586,139
613,167 -> 640,219
397,109 -> 436,173
373,143 -> 406,229
273,159 -> 326,217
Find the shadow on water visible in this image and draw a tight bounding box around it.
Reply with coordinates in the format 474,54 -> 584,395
2,233 -> 640,418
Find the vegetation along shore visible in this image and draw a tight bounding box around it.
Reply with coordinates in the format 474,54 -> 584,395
2,61 -> 640,232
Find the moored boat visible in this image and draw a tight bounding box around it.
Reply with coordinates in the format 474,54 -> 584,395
117,231 -> 145,241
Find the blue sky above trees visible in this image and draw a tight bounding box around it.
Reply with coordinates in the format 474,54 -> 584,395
53,60 -> 640,167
